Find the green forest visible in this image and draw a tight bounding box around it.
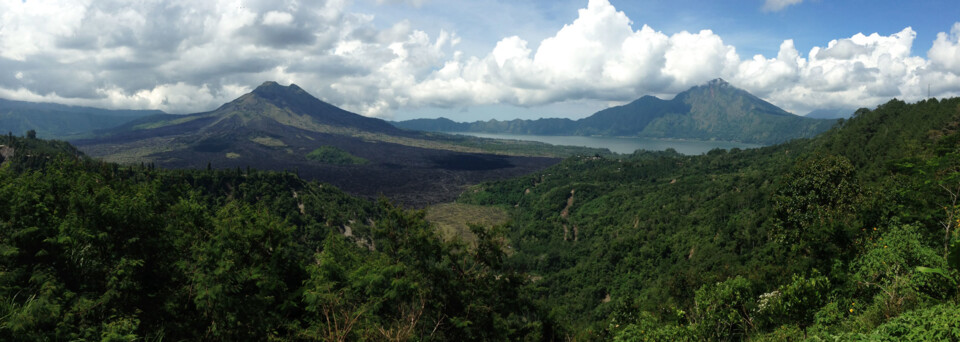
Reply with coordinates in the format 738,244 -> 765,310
2,97 -> 960,341
0,134 -> 552,340
458,98 -> 960,340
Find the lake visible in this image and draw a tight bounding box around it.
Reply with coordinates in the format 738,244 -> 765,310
449,132 -> 763,155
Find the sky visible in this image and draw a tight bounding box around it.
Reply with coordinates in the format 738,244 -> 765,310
1,0 -> 959,121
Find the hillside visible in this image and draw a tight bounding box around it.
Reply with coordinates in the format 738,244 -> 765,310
457,97 -> 960,339
394,79 -> 838,145
0,98 -> 163,139
0,135 -> 552,340
72,82 -> 601,206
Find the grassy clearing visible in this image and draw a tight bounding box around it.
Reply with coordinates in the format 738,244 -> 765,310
425,203 -> 510,245
250,136 -> 286,147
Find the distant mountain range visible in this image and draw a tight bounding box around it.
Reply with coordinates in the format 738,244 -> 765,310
0,98 -> 163,139
805,108 -> 856,119
73,82 -> 561,206
394,79 -> 839,145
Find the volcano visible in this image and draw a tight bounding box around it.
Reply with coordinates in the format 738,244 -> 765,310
74,82 -> 559,206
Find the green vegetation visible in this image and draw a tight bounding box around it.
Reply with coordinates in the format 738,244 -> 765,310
306,145 -> 368,165
458,97 -> 960,340
0,135 -> 552,340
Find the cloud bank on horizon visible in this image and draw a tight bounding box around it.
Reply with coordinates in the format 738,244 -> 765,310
1,0 -> 959,118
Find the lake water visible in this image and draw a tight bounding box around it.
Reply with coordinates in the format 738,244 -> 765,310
449,132 -> 763,155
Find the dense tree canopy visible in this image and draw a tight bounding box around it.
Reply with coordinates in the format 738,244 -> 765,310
459,98 -> 960,340
0,136 -> 552,340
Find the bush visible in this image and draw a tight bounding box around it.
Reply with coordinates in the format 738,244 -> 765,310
306,146 -> 368,165
693,276 -> 755,340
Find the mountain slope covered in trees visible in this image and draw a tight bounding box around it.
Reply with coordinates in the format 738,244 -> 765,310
395,79 -> 838,145
457,97 -> 960,340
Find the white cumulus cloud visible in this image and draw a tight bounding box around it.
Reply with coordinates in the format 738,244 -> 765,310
403,0 -> 742,108
929,23 -> 960,73
742,27 -> 932,113
262,11 -> 295,26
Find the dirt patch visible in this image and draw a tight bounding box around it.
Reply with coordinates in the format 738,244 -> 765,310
560,189 -> 576,219
0,145 -> 13,165
560,189 -> 577,241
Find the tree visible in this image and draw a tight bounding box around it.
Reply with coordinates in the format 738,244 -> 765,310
853,223 -> 950,320
26,130 -> 36,139
755,272 -> 830,330
692,276 -> 755,341
926,151 -> 960,257
774,154 -> 861,261
189,201 -> 302,339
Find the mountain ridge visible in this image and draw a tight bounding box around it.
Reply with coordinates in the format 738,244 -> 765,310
394,78 -> 838,144
0,97 -> 164,139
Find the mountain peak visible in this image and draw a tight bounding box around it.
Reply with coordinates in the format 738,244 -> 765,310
707,78 -> 729,87
212,81 -> 403,134
252,81 -> 307,96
